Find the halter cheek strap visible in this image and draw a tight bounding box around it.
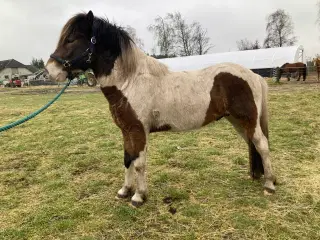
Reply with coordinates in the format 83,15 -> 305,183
50,34 -> 97,79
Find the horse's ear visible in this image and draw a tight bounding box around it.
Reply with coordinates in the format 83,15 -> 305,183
86,10 -> 94,25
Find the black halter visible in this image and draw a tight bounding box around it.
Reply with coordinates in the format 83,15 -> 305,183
50,34 -> 97,80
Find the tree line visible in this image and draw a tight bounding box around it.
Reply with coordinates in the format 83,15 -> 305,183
143,8 -> 302,57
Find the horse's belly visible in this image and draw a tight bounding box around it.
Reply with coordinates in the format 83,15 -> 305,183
154,98 -> 210,131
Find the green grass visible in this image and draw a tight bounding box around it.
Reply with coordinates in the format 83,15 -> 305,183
0,83 -> 320,239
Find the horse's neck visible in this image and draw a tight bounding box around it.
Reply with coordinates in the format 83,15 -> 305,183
131,47 -> 169,73
97,46 -> 169,89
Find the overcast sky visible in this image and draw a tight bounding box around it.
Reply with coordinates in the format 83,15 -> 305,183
1,0 -> 319,64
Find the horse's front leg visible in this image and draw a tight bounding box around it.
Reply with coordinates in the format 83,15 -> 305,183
117,156 -> 135,199
117,127 -> 148,207
131,146 -> 148,207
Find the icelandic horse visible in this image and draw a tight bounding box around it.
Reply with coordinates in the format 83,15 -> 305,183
276,62 -> 307,82
45,11 -> 276,207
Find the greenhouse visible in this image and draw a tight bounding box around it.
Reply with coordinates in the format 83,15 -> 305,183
158,45 -> 305,77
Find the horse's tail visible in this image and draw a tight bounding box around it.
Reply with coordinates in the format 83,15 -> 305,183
260,78 -> 269,140
303,63 -> 307,80
249,77 -> 268,179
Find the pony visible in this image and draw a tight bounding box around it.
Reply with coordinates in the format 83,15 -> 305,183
313,57 -> 320,81
45,11 -> 276,207
275,62 -> 307,82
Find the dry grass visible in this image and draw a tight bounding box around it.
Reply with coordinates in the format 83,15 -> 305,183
0,82 -> 320,240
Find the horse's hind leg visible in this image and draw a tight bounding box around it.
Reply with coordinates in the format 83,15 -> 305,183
250,124 -> 276,193
226,116 -> 248,143
226,116 -> 263,179
227,104 -> 275,192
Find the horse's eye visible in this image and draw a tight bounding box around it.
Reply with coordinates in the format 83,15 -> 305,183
67,37 -> 75,43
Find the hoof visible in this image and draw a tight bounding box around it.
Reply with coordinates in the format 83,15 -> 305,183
131,192 -> 147,207
116,193 -> 129,199
264,181 -> 276,195
131,200 -> 144,208
116,187 -> 132,199
263,189 -> 274,196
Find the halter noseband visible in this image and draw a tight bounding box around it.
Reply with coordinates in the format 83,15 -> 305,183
50,33 -> 97,80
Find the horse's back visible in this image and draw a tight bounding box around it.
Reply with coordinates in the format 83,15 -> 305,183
203,62 -> 263,89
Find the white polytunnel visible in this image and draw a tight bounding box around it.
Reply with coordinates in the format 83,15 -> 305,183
158,45 -> 305,77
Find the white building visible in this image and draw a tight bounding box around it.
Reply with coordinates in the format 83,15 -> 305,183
158,45 -> 305,77
0,59 -> 38,80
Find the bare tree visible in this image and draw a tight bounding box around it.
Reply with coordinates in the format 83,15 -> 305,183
167,12 -> 196,56
237,39 -> 251,50
263,9 -> 297,48
148,16 -> 175,57
192,22 -> 213,55
148,11 -> 213,57
252,40 -> 261,49
237,39 -> 261,50
124,25 -> 144,50
263,35 -> 272,48
237,38 -> 261,51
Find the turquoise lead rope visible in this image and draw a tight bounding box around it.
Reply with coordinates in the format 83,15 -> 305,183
0,80 -> 71,133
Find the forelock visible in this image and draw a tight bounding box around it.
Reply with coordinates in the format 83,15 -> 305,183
57,13 -> 87,47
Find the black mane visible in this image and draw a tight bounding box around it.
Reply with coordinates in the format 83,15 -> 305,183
92,15 -> 134,55
91,15 -> 135,77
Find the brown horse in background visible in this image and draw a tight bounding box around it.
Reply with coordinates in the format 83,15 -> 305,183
276,62 -> 307,81
313,58 -> 320,81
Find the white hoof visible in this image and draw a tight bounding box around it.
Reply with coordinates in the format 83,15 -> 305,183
116,186 -> 131,199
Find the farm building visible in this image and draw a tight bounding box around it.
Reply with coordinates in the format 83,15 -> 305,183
0,59 -> 38,80
158,45 -> 305,77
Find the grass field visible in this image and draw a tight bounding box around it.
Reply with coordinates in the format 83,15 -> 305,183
0,81 -> 320,240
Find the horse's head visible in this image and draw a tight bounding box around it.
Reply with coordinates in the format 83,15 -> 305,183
46,11 -> 135,82
46,11 -> 95,82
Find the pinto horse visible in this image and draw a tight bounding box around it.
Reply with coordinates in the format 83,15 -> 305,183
276,62 -> 307,82
45,11 -> 276,207
313,58 -> 320,81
